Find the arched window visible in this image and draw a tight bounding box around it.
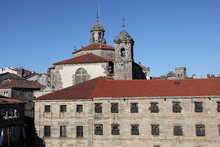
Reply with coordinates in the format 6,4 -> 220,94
120,48 -> 125,57
75,68 -> 88,84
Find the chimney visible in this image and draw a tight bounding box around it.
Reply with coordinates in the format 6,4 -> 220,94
192,74 -> 197,79
17,68 -> 24,78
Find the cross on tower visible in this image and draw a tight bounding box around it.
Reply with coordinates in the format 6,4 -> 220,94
96,11 -> 99,22
96,0 -> 100,22
122,17 -> 126,29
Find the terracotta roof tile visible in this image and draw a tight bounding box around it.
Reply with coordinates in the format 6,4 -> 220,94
36,77 -> 220,100
0,98 -> 24,103
53,54 -> 112,65
48,66 -> 55,70
0,79 -> 42,89
73,43 -> 114,54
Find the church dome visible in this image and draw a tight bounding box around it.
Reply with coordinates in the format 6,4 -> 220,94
90,22 -> 105,32
114,29 -> 133,43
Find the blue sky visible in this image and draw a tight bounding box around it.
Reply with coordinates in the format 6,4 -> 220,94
0,0 -> 219,77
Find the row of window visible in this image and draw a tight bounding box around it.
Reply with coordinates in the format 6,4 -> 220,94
44,124 -> 220,137
44,101 -> 220,113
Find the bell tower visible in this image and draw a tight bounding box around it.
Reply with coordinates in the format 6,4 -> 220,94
114,26 -> 134,80
90,13 -> 106,44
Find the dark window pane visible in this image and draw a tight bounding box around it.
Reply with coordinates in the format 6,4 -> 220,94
60,126 -> 67,137
111,103 -> 118,113
195,102 -> 203,112
217,102 -> 220,112
196,125 -> 205,136
60,105 -> 66,112
218,125 -> 220,136
0,108 -> 6,116
95,103 -> 102,113
173,126 -> 183,136
111,124 -> 120,135
121,48 -> 125,57
151,124 -> 159,136
76,126 -> 83,137
45,105 -> 50,112
130,103 -> 138,113
149,102 -> 159,113
76,105 -> 83,112
131,124 -> 139,135
95,124 -> 103,135
44,126 -> 51,137
173,102 -> 182,113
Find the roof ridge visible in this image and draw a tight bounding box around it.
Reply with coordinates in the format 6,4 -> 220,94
53,53 -> 110,65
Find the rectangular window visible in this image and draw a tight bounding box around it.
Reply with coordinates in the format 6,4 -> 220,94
151,124 -> 159,136
76,105 -> 83,112
196,124 -> 205,136
194,102 -> 203,112
60,105 -> 67,112
94,124 -> 103,135
76,126 -> 83,137
149,102 -> 159,113
173,126 -> 183,136
172,102 -> 182,113
131,124 -> 139,135
60,126 -> 67,137
8,108 -> 14,116
0,108 -> 5,116
218,125 -> 220,136
130,103 -> 138,113
111,103 -> 119,113
111,123 -> 120,135
94,103 -> 102,113
44,105 -> 50,112
154,146 -> 160,147
217,102 -> 220,112
44,126 -> 51,137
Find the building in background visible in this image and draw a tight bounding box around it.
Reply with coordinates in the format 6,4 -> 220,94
0,96 -> 27,147
0,79 -> 42,100
0,67 -> 50,87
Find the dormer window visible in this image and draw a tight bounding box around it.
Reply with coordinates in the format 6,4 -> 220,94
120,48 -> 125,57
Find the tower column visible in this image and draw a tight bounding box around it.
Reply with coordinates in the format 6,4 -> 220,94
114,29 -> 134,80
90,14 -> 106,44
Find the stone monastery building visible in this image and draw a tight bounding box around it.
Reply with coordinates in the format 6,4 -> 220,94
35,17 -> 220,147
48,16 -> 147,91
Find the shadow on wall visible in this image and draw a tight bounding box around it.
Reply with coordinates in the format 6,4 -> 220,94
25,117 -> 45,147
32,136 -> 45,147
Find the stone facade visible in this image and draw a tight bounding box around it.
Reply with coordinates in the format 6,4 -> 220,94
175,67 -> 187,79
50,63 -> 108,90
114,29 -> 134,80
0,88 -> 12,97
35,96 -> 220,147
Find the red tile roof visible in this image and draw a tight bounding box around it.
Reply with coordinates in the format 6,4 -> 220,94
0,79 -> 42,89
53,54 -> 112,65
73,43 -> 114,54
36,77 -> 220,100
0,98 -> 24,103
48,66 -> 55,70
